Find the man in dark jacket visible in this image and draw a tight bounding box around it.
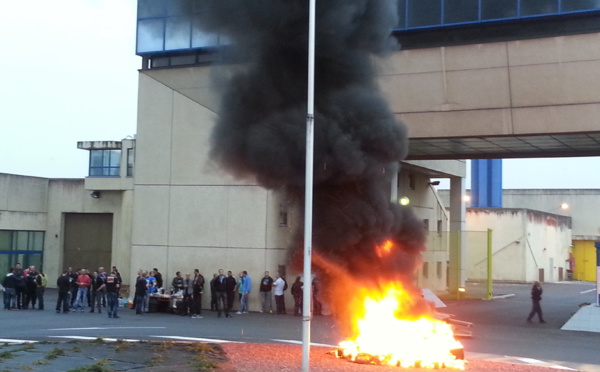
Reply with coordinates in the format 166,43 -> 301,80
135,272 -> 148,315
3,268 -> 16,310
56,271 -> 71,313
13,263 -> 25,310
225,271 -> 237,312
214,269 -> 231,318
259,271 -> 274,313
153,268 -> 163,289
105,270 -> 120,319
526,281 -> 546,323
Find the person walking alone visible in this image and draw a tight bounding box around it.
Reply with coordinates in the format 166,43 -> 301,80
526,281 -> 546,324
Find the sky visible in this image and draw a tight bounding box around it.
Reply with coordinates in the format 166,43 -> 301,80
1,1 -> 599,188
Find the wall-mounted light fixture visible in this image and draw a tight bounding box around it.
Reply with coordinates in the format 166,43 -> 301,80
428,180 -> 441,186
399,196 -> 410,206
90,191 -> 101,199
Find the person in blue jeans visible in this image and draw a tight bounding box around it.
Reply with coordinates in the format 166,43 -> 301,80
75,269 -> 91,312
3,268 -> 16,310
105,270 -> 120,318
135,272 -> 148,315
237,271 -> 252,314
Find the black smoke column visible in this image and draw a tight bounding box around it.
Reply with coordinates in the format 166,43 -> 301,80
194,0 -> 429,328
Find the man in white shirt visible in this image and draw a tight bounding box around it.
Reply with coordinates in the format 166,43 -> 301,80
272,273 -> 286,315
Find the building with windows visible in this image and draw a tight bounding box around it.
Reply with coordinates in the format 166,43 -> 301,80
3,1 -> 600,306
0,140 -> 135,285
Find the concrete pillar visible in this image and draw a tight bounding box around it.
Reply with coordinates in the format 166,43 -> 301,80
448,176 -> 466,293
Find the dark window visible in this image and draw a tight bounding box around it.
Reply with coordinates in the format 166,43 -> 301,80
481,0 -> 518,20
444,0 -> 479,24
167,0 -> 193,16
137,0 -> 167,18
437,261 -> 443,279
409,173 -> 415,190
127,148 -> 135,177
407,0 -> 442,28
521,0 -> 559,16
89,150 -> 121,177
562,0 -> 600,12
423,219 -> 429,230
279,204 -> 288,227
0,230 -> 44,275
437,219 -> 443,235
423,262 -> 429,278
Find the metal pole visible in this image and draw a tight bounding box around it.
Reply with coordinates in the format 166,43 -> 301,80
302,0 -> 316,370
487,229 -> 493,300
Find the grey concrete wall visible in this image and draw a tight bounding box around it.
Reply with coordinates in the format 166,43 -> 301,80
376,32 -> 600,139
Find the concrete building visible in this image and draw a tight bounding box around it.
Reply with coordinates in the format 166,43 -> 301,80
3,2 -> 600,308
502,189 -> 600,281
465,208 -> 572,283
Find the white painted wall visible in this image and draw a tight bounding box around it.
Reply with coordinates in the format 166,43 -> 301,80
465,208 -> 571,282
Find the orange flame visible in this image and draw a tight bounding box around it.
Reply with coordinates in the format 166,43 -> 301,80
375,240 -> 394,258
337,282 -> 465,369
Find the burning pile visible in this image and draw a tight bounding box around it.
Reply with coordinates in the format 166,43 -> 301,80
335,281 -> 465,369
193,1 -> 464,368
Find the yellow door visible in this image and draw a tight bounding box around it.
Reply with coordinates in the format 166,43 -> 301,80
572,241 -> 597,282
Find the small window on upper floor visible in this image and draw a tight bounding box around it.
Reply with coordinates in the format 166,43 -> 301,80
127,148 -> 135,177
279,203 -> 288,227
89,150 -> 121,177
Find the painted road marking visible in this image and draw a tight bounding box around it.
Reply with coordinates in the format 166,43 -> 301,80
47,327 -> 166,331
48,336 -> 142,342
580,288 -> 595,294
0,338 -> 37,344
152,336 -> 242,343
517,357 -> 577,370
271,339 -> 337,348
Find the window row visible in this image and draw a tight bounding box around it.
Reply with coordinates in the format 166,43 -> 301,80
137,0 -> 600,54
88,149 -> 134,177
0,230 -> 44,252
399,0 -> 600,29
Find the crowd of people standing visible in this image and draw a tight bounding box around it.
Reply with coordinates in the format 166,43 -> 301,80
4,265 -> 321,319
2,263 -> 47,311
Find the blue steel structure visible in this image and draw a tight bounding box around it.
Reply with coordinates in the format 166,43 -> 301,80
471,159 -> 502,208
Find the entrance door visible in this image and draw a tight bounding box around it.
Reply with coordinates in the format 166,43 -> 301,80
63,213 -> 113,272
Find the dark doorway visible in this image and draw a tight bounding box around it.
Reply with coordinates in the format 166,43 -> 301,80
63,213 -> 113,272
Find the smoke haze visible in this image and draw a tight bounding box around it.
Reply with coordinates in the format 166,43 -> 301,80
193,0 -> 430,326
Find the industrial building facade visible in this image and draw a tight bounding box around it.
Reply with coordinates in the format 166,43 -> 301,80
2,2 -> 600,306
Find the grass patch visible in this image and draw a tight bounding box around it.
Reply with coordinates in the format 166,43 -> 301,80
154,341 -> 174,353
112,341 -> 131,352
45,347 -> 66,360
189,357 -> 218,371
70,346 -> 82,353
66,364 -> 113,372
32,359 -> 50,365
0,350 -> 17,359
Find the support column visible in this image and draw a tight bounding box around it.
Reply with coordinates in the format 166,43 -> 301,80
448,176 -> 466,294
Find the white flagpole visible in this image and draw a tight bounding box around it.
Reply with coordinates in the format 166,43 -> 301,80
302,0 -> 316,370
